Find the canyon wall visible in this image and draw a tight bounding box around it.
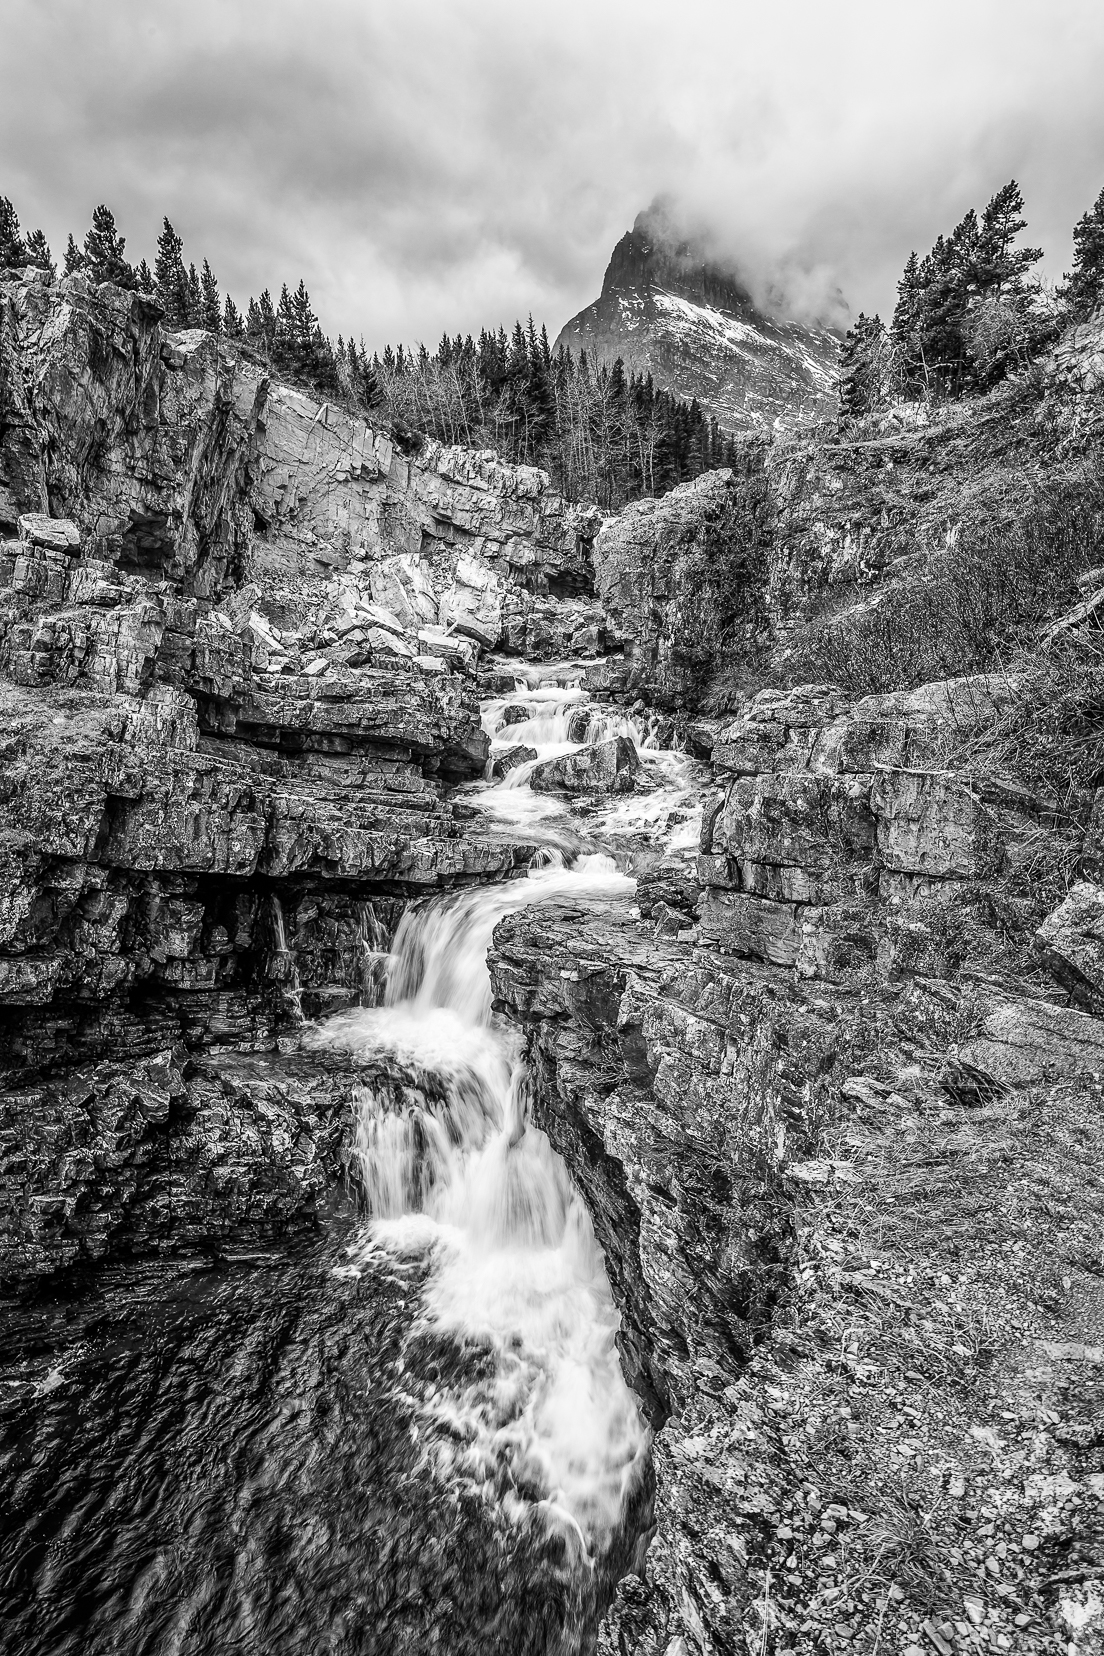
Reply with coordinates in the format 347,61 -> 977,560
0,269 -> 602,1280
494,326 -> 1104,1654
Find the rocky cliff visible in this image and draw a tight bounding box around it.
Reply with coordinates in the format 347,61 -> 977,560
0,268 -> 606,1281
488,325 -> 1104,1653
555,203 -> 841,435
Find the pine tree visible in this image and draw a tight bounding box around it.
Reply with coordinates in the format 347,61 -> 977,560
0,197 -> 28,267
154,219 -> 187,325
889,181 -> 1045,399
185,263 -> 202,325
974,181 -> 1041,297
223,295 -> 244,338
81,205 -> 136,288
354,338 -> 380,408
525,314 -> 555,453
290,279 -> 316,349
1063,186 -> 1104,320
200,259 -> 221,332
257,290 -> 277,354
63,233 -> 87,277
838,313 -> 889,423
24,229 -> 54,278
135,258 -> 154,295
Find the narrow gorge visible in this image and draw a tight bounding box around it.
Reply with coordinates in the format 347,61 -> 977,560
3,266 -> 1104,1656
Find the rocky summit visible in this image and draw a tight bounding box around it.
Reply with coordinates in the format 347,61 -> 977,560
3,257 -> 1104,1656
555,201 -> 842,435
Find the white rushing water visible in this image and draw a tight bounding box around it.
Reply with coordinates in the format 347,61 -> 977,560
473,661 -> 698,846
308,660 -> 702,1555
310,856 -> 645,1551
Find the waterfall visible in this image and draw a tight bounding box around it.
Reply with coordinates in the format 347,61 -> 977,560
353,899 -> 391,1005
306,854 -> 647,1550
266,892 -> 304,1024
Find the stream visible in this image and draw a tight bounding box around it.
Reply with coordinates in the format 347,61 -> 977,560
0,661 -> 704,1656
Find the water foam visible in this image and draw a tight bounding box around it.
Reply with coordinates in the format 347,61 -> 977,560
309,855 -> 646,1548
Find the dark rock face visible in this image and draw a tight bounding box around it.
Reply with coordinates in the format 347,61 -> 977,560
490,901 -> 812,1416
490,743 -> 537,779
555,202 -> 841,434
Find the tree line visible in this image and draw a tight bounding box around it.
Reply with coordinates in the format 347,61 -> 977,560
375,321 -> 742,508
0,193 -> 740,511
838,179 -> 1104,422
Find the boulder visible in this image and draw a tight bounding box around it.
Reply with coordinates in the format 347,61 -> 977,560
500,703 -> 529,727
18,513 -> 80,553
491,745 -> 537,780
530,735 -> 639,795
1035,881 -> 1104,1012
416,627 -> 477,673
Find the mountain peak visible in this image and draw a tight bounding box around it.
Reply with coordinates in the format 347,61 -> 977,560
556,203 -> 843,434
600,199 -> 757,320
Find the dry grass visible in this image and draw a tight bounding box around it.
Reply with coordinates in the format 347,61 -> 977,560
781,468 -> 1104,696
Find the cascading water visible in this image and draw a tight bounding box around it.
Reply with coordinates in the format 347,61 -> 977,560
308,854 -> 645,1551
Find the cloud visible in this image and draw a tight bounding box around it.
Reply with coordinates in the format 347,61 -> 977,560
2,0 -> 1102,348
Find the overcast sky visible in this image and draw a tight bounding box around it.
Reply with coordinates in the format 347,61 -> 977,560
4,0 -> 1104,348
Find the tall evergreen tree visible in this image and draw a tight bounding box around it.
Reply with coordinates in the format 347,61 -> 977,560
0,197 -> 28,267
889,179 -> 1045,400
63,234 -> 87,277
838,313 -> 889,423
223,294 -> 245,338
974,181 -> 1041,297
154,219 -> 187,325
81,205 -> 136,288
24,229 -> 54,277
135,258 -> 154,295
185,263 -> 202,326
1063,186 -> 1104,320
200,259 -> 221,332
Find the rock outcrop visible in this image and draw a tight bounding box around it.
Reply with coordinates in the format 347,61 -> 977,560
592,467 -> 770,708
492,652 -> 1104,1654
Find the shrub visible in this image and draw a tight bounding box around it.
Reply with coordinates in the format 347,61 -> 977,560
786,467 -> 1104,695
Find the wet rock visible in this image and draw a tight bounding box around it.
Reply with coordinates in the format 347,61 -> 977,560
566,707 -> 593,743
530,736 -> 640,795
490,745 -> 537,780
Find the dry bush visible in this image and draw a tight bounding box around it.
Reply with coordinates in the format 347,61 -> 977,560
784,468 -> 1104,695
945,626 -> 1104,892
